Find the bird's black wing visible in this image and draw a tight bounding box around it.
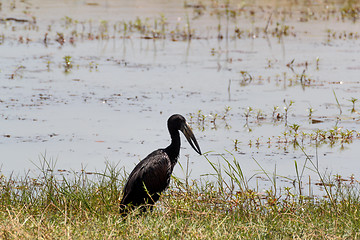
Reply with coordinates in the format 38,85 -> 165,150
120,149 -> 172,206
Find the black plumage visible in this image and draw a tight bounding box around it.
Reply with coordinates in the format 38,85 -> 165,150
119,114 -> 201,215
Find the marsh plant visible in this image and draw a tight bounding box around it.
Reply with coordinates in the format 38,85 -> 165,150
63,55 -> 73,73
237,125 -> 360,152
188,107 -> 231,131
1,0 -> 360,47
349,97 -> 358,113
9,65 -> 25,80
283,99 -> 294,125
308,107 -> 314,119
1,151 -> 360,238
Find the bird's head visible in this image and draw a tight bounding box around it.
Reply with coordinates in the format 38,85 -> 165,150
168,114 -> 202,155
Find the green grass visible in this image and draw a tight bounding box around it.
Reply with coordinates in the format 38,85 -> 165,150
1,155 -> 360,239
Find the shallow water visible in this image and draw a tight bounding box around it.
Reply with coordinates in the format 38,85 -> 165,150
1,0 -> 360,195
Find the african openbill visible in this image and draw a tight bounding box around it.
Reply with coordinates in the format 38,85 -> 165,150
119,114 -> 201,215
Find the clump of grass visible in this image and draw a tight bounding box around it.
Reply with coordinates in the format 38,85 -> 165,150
0,156 -> 123,238
1,152 -> 360,238
2,160 -> 120,210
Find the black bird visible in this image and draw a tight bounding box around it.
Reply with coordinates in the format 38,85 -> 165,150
119,114 -> 201,215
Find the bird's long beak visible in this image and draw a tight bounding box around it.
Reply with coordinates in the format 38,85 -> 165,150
181,122 -> 202,155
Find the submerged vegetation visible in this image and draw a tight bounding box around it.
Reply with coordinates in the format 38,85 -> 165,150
1,155 -> 360,238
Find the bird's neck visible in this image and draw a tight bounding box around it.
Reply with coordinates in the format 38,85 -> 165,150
165,130 -> 180,165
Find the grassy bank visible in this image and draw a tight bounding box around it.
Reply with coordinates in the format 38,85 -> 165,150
1,156 -> 360,239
